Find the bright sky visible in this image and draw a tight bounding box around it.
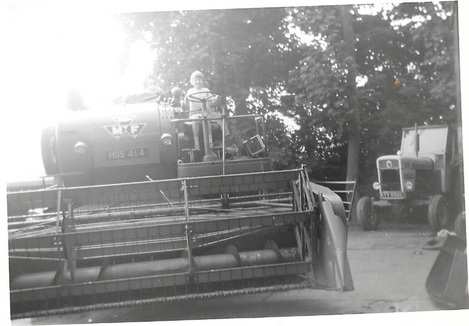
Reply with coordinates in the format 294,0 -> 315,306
2,8 -> 155,181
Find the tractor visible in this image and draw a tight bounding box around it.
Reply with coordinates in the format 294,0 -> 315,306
6,90 -> 353,318
356,124 -> 464,231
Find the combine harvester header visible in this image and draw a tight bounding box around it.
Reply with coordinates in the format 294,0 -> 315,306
7,94 -> 353,318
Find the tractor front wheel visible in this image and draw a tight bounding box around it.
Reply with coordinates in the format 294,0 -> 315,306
357,196 -> 379,231
428,195 -> 450,232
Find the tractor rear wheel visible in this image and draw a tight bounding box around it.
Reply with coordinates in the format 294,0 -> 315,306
357,196 -> 379,231
428,195 -> 450,232
454,212 -> 466,240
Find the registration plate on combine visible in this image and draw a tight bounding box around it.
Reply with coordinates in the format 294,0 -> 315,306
107,148 -> 148,160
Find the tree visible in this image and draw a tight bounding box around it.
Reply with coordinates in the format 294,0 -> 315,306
286,5 -> 362,181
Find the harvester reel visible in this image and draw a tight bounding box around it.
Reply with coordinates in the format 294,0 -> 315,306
357,196 -> 380,231
428,195 -> 450,233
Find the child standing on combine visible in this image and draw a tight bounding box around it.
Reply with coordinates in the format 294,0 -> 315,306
185,70 -> 221,151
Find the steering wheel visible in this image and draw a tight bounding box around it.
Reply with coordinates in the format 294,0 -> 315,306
186,90 -> 219,104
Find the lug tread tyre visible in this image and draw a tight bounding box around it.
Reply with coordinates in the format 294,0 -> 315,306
454,212 -> 466,240
428,194 -> 449,232
357,196 -> 379,231
41,126 -> 59,175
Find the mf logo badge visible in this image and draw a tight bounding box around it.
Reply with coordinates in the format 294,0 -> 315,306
386,160 -> 393,169
105,117 -> 145,138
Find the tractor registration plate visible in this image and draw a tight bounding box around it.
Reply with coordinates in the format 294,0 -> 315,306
107,148 -> 148,161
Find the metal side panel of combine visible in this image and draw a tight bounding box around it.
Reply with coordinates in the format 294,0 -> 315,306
7,168 -> 353,318
307,182 -> 353,291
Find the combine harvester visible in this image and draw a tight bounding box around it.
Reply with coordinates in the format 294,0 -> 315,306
7,91 -> 353,318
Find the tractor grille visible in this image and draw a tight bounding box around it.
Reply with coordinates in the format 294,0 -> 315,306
380,169 -> 401,191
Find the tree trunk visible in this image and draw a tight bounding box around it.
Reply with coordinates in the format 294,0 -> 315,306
346,128 -> 360,220
452,3 -> 464,212
340,6 -> 361,222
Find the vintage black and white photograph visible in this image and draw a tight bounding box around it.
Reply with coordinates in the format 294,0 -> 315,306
2,0 -> 468,324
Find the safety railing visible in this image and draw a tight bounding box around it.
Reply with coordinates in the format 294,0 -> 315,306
311,180 -> 356,221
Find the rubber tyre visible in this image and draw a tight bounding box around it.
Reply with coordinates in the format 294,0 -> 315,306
357,196 -> 379,231
41,126 -> 59,175
454,212 -> 466,240
428,195 -> 450,232
376,205 -> 391,221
